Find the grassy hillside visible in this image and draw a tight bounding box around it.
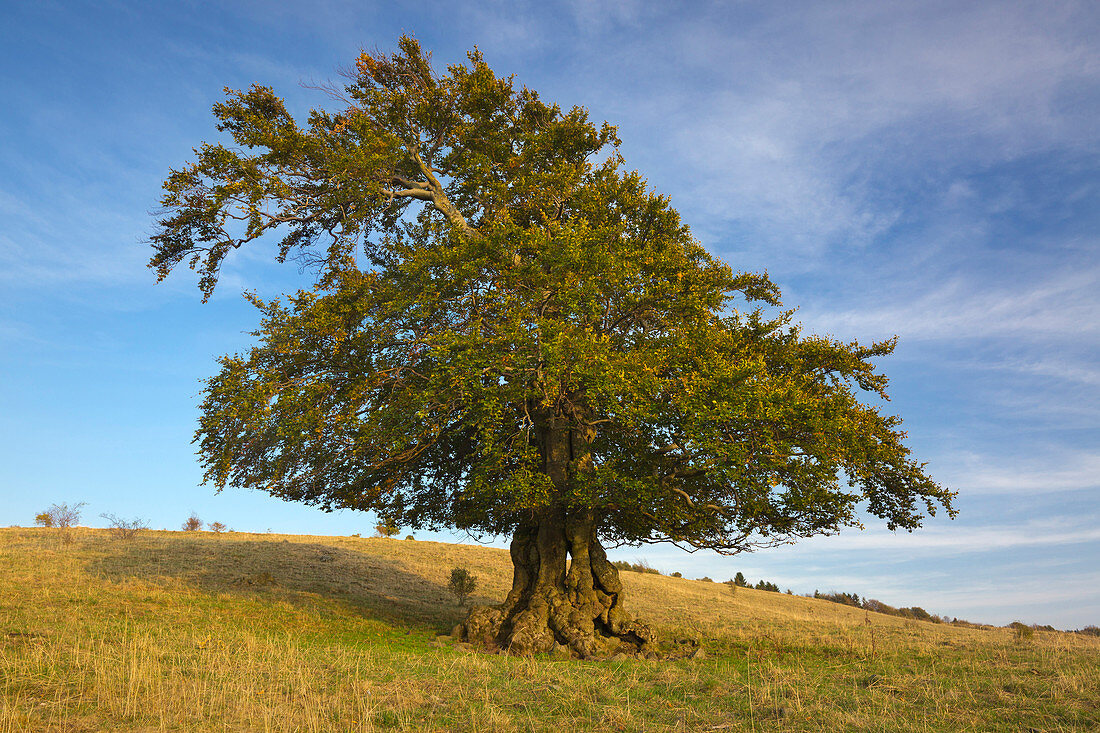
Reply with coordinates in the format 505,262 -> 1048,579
2,527 -> 1097,731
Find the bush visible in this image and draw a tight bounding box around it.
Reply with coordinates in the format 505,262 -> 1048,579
182,513 -> 203,531
899,606 -> 936,622
1009,621 -> 1034,640
699,576 -> 713,583
863,598 -> 898,615
448,567 -> 478,605
208,521 -> 227,533
100,513 -> 148,540
1077,625 -> 1100,637
36,502 -> 86,543
36,502 -> 86,529
670,571 -> 682,578
611,559 -> 660,574
404,535 -> 415,540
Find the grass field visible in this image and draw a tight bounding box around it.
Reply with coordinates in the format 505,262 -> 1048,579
2,527 -> 1097,731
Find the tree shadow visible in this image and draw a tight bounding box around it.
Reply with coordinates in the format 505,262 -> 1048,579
83,534 -> 492,632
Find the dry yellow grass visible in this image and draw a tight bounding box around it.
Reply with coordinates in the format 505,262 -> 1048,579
2,526 -> 1097,731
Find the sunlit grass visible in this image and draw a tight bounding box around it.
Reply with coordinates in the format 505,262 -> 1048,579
2,527 -> 1097,731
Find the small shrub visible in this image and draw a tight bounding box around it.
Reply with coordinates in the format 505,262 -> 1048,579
208,522 -> 227,533
1009,621 -> 1034,640
36,502 -> 86,529
899,606 -> 935,622
670,571 -> 682,578
100,513 -> 148,540
611,559 -> 660,574
863,598 -> 897,615
448,567 -> 478,605
699,576 -> 713,583
36,502 -> 86,543
182,513 -> 203,531
405,535 -> 415,540
1077,625 -> 1100,637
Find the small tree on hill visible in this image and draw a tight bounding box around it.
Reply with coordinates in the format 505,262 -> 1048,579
101,513 -> 149,540
182,513 -> 203,532
150,37 -> 955,658
35,502 -> 86,544
448,567 -> 478,606
36,502 -> 86,529
733,572 -> 748,587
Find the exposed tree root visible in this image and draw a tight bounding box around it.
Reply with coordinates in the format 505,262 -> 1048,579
456,509 -> 656,658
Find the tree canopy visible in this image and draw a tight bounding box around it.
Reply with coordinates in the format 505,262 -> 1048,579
151,37 -> 955,657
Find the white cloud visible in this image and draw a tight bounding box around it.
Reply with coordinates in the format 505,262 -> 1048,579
795,264 -> 1100,343
567,1 -> 1100,262
784,511 -> 1100,561
940,449 -> 1100,496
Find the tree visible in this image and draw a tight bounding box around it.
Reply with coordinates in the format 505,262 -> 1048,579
733,572 -> 747,587
100,513 -> 149,540
35,502 -> 87,544
150,37 -> 955,658
36,502 -> 86,530
448,567 -> 479,606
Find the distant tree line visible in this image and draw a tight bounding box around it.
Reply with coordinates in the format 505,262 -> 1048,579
724,572 -> 787,593
813,590 -> 948,623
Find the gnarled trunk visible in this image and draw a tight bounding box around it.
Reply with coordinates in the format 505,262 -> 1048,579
460,507 -> 654,657
459,414 -> 653,657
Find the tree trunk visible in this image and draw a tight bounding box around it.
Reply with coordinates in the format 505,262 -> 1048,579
457,411 -> 653,657
460,507 -> 655,657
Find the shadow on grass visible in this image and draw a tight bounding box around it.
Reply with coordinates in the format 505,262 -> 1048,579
83,533 -> 488,632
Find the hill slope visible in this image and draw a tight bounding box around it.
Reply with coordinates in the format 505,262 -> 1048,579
2,527 -> 1097,731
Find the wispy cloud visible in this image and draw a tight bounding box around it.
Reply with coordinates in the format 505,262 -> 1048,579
556,1 -> 1100,264
939,449 -> 1100,496
795,264 -> 1100,342
798,514 -> 1100,556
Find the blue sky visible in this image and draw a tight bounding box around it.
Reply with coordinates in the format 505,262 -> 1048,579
2,0 -> 1097,629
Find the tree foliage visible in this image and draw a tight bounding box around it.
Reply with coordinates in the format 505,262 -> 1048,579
448,567 -> 478,605
150,37 -> 954,655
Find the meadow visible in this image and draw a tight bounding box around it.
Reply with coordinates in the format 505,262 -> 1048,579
1,526 -> 1097,731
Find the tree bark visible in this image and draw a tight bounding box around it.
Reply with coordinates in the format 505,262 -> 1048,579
461,507 -> 654,657
459,419 -> 654,658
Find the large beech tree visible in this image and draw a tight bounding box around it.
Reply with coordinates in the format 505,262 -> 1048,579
151,38 -> 955,658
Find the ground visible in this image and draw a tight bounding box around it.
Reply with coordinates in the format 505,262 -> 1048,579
2,527 -> 1098,731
